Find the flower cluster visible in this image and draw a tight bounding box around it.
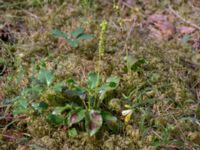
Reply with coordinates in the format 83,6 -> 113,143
98,20 -> 108,57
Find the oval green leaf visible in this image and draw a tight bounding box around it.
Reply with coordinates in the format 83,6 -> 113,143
85,110 -> 103,136
67,108 -> 86,127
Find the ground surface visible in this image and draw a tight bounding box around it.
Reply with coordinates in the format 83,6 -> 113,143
0,0 -> 200,150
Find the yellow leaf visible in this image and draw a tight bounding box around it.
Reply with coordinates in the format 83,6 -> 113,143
125,113 -> 132,124
124,104 -> 131,109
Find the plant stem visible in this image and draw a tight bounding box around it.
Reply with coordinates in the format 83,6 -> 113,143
81,98 -> 88,110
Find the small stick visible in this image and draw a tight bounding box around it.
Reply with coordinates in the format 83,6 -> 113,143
195,118 -> 200,126
152,130 -> 162,139
0,64 -> 6,76
168,5 -> 200,31
110,20 -> 121,31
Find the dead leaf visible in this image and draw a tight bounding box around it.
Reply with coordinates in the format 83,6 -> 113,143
154,21 -> 176,39
147,14 -> 168,24
147,14 -> 176,40
177,26 -> 196,35
148,25 -> 163,40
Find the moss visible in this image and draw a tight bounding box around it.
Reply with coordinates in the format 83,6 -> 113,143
27,117 -> 53,138
40,89 -> 67,106
108,98 -> 122,113
103,134 -> 136,150
1,0 -> 200,149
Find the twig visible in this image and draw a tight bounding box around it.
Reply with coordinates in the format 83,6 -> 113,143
0,64 -> 6,76
2,134 -> 16,140
168,5 -> 200,31
2,120 -> 18,133
110,20 -> 121,31
152,130 -> 162,139
195,119 -> 200,126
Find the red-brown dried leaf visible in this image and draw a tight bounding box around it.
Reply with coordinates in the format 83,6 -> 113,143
147,14 -> 176,40
147,14 -> 168,24
177,26 -> 196,35
154,21 -> 176,39
148,25 -> 163,40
